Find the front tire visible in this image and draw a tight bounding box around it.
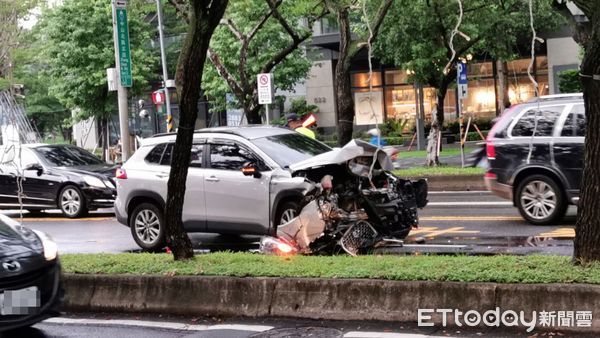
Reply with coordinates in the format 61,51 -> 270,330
275,201 -> 299,227
516,175 -> 567,225
130,203 -> 166,252
59,185 -> 88,218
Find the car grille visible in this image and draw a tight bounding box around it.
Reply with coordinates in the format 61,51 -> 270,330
0,265 -> 52,291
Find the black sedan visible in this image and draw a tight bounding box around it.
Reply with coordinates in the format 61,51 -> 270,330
0,144 -> 117,218
0,214 -> 62,331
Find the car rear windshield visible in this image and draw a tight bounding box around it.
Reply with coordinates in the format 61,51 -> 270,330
251,133 -> 331,169
35,146 -> 104,167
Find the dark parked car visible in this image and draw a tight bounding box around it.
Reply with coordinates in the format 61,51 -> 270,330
484,94 -> 584,225
0,144 -> 117,218
0,214 -> 61,331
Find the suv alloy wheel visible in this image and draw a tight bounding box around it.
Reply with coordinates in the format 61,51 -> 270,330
516,174 -> 567,225
130,202 -> 166,251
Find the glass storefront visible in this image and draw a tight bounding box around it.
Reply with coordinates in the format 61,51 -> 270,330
351,57 -> 549,130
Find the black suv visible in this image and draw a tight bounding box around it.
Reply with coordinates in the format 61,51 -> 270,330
484,94 -> 585,225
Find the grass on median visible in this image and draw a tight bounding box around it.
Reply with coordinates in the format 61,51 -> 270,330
61,253 -> 600,284
393,166 -> 485,177
398,148 -> 474,159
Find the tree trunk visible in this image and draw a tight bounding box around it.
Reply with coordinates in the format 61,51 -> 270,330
335,8 -> 354,146
165,0 -> 228,261
245,103 -> 262,124
573,5 -> 600,263
425,86 -> 447,166
496,59 -> 510,114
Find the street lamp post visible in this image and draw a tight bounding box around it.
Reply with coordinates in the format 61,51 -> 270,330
156,0 -> 173,132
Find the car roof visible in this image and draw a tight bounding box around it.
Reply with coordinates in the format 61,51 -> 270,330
146,125 -> 294,145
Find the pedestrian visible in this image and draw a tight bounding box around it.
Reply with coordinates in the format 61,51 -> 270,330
285,113 -> 316,139
367,128 -> 386,146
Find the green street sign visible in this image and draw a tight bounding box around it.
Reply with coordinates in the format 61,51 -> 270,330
116,7 -> 132,87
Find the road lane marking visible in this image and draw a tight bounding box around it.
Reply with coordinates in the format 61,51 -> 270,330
427,201 -> 513,206
538,228 -> 575,238
43,318 -> 273,332
19,217 -> 115,222
408,226 -> 479,238
42,318 -> 456,337
428,190 -> 490,195
345,332 -> 452,338
420,216 -> 523,221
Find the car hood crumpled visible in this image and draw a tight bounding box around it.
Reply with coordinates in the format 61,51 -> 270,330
289,139 -> 394,173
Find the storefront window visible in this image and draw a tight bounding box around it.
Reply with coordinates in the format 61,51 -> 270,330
354,88 -> 384,125
385,70 -> 409,85
351,72 -> 382,88
467,61 -> 493,78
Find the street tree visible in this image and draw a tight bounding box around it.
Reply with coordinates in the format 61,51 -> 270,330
164,0 -> 229,260
324,0 -> 392,146
201,0 -> 327,124
553,0 -> 600,262
375,0 -> 560,165
0,0 -> 39,86
11,32 -> 70,140
40,0 -> 157,121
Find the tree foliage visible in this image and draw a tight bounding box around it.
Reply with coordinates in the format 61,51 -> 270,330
39,0 -> 157,120
324,0 -> 393,146
558,69 -> 583,93
0,0 -> 39,79
201,0 -> 326,124
375,0 -> 562,165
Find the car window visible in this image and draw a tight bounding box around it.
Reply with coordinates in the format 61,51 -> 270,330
35,146 -> 104,167
209,142 -> 261,171
160,143 -> 173,165
511,106 -> 563,137
251,133 -> 331,169
151,142 -> 204,167
573,104 -> 586,137
190,144 -> 203,168
145,143 -> 166,164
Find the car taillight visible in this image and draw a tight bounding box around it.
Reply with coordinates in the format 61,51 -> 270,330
486,141 -> 496,160
484,172 -> 497,180
116,168 -> 127,179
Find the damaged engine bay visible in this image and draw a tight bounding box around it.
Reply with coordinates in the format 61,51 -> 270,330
262,140 -> 428,256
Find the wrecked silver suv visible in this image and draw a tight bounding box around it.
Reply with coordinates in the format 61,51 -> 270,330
115,126 -> 427,253
263,139 -> 428,256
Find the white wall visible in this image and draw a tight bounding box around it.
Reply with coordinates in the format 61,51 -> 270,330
306,60 -> 336,128
73,117 -> 98,150
547,37 -> 581,94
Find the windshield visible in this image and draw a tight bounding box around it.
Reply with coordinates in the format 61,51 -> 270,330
34,146 -> 104,167
251,133 -> 331,169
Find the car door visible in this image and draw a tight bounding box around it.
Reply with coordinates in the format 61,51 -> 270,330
553,104 -> 585,194
181,141 -> 207,232
203,140 -> 272,235
0,146 -> 18,206
20,148 -> 60,208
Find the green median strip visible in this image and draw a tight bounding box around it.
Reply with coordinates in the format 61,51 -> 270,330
398,148 -> 474,159
393,166 -> 485,177
62,253 -> 600,284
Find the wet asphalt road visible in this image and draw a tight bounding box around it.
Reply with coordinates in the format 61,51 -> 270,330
0,191 -> 575,256
3,312 -> 590,338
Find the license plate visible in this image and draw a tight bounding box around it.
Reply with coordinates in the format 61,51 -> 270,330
0,286 -> 40,315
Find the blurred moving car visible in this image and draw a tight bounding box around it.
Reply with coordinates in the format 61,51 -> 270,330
0,144 -> 117,218
484,94 -> 584,225
0,214 -> 62,331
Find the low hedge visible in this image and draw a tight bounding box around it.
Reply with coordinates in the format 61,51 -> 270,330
61,253 -> 600,284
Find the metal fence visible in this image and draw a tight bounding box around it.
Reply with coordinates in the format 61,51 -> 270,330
0,90 -> 41,145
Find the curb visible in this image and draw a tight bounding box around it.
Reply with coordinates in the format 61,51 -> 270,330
63,274 -> 600,332
407,174 -> 485,191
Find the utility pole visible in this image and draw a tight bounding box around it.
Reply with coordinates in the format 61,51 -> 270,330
111,0 -> 132,161
156,0 -> 173,132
